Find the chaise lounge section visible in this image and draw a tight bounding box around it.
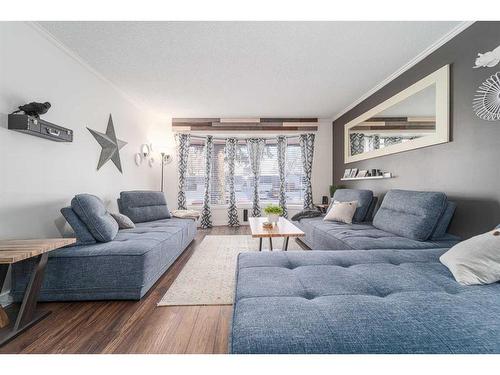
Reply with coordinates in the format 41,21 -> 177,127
10,191 -> 196,302
296,189 -> 460,251
231,248 -> 500,354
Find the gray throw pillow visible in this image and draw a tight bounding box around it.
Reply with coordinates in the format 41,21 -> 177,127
111,212 -> 135,229
61,207 -> 96,245
71,194 -> 119,242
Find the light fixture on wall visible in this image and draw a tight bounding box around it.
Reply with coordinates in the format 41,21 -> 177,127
135,143 -> 155,166
156,145 -> 172,192
141,144 -> 151,158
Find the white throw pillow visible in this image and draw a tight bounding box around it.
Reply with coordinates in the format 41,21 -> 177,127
323,201 -> 357,224
440,228 -> 500,285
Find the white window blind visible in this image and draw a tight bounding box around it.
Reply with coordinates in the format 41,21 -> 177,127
185,140 -> 304,206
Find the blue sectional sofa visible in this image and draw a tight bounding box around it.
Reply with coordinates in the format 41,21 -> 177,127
296,189 -> 460,250
10,191 -> 196,301
231,249 -> 500,354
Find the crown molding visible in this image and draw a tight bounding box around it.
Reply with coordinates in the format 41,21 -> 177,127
332,21 -> 475,122
26,21 -> 150,114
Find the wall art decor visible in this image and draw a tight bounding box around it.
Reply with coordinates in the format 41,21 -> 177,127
473,45 -> 500,69
473,72 -> 500,121
87,114 -> 127,173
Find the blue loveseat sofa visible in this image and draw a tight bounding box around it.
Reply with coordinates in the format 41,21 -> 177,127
10,191 -> 196,301
231,248 -> 500,353
296,189 -> 460,251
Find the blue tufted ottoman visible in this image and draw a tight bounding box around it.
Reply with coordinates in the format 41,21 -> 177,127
230,249 -> 500,353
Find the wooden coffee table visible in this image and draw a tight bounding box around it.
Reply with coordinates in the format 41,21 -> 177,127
0,238 -> 76,346
248,217 -> 305,251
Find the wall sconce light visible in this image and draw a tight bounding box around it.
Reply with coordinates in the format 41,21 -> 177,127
135,144 -> 155,167
141,144 -> 151,158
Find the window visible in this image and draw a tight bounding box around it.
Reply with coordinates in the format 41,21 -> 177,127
184,139 -> 304,206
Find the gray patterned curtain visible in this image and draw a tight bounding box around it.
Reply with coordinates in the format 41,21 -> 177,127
367,135 -> 380,151
177,134 -> 190,209
276,135 -> 288,218
349,133 -> 365,156
383,136 -> 403,146
247,138 -> 265,217
225,138 -> 239,226
299,133 -> 315,209
200,135 -> 213,228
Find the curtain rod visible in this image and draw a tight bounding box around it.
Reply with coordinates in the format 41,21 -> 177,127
177,134 -> 308,142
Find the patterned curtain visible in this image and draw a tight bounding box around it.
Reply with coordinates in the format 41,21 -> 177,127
177,134 -> 190,209
276,135 -> 288,218
299,133 -> 315,209
225,138 -> 239,226
247,138 -> 265,217
200,136 -> 213,228
383,136 -> 403,146
349,133 -> 365,156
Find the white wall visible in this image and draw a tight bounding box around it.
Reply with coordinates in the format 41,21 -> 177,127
0,22 -> 172,302
0,22 -> 171,240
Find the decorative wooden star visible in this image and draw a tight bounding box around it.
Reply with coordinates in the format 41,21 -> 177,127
87,114 -> 127,173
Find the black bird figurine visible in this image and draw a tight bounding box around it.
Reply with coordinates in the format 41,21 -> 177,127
11,102 -> 51,118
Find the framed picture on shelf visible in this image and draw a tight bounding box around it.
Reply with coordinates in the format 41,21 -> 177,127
343,169 -> 351,178
357,170 -> 368,178
349,168 -> 358,178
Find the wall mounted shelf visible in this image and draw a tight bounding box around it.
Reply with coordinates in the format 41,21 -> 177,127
341,175 -> 393,181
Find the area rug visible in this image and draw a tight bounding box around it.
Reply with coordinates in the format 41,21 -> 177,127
157,234 -> 303,306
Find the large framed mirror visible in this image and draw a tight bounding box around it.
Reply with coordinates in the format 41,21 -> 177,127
345,65 -> 449,163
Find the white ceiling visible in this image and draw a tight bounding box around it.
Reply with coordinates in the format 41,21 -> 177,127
38,21 -> 462,118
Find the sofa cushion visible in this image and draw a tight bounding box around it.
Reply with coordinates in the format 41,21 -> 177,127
60,207 -> 96,245
431,201 -> 457,240
71,194 -> 118,242
373,190 -> 447,241
231,250 -> 500,354
119,191 -> 171,223
332,189 -> 373,222
365,196 -> 378,222
296,217 -> 460,251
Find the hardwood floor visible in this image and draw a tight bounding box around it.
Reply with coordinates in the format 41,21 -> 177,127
0,226 -> 252,354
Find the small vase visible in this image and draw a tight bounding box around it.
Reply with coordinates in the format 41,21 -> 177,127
267,214 -> 279,224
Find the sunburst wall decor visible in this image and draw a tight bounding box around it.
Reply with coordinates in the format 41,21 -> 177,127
473,72 -> 500,121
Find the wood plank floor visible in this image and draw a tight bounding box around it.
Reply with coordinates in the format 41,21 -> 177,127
0,226 -> 252,354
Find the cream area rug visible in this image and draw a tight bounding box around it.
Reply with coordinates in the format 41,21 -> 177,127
158,234 -> 303,306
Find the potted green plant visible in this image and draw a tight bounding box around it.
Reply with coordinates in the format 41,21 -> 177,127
263,204 -> 283,224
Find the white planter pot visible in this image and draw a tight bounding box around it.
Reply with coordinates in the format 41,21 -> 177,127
267,214 -> 279,224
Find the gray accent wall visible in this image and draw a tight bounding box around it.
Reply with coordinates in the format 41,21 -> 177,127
333,22 -> 500,239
